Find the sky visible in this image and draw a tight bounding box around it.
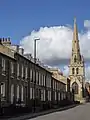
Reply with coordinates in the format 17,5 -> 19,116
0,0 -> 90,80
0,0 -> 90,43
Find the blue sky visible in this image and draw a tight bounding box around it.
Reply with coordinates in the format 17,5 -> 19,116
0,0 -> 90,44
0,0 -> 90,79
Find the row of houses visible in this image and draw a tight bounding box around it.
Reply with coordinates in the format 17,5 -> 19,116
0,38 -> 73,111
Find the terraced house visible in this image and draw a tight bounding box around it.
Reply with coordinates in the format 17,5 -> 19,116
0,38 -> 73,113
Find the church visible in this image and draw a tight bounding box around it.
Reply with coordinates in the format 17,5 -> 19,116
69,18 -> 85,102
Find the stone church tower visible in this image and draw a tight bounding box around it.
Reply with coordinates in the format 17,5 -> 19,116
69,18 -> 85,102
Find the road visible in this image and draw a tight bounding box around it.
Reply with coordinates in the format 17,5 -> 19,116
29,103 -> 90,120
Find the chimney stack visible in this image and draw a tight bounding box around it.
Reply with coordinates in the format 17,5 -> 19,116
0,37 -> 11,45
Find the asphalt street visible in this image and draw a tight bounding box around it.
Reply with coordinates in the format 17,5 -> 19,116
29,103 -> 90,120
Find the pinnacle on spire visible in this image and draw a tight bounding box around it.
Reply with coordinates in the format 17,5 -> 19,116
73,17 -> 78,41
74,17 -> 76,24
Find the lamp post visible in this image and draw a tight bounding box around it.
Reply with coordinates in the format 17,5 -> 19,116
33,38 -> 40,112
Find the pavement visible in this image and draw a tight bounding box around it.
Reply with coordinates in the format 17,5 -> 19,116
1,104 -> 77,120
29,103 -> 90,120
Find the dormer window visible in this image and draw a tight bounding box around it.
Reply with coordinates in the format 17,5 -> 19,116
2,58 -> 5,71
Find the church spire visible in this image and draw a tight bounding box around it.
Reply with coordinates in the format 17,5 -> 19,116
69,18 -> 85,102
71,17 -> 81,63
73,17 -> 79,43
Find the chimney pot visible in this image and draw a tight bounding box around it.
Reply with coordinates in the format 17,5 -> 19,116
3,38 -> 4,41
8,37 -> 10,41
0,38 -> 2,43
5,38 -> 7,41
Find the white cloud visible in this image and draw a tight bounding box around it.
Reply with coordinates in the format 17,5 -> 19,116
85,66 -> 90,80
20,21 -> 90,79
63,65 -> 69,76
20,26 -> 73,62
20,24 -> 90,62
84,20 -> 90,28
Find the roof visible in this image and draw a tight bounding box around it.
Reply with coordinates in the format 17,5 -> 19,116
0,43 -> 15,59
52,76 -> 66,85
15,52 -> 52,75
0,41 -> 52,75
48,68 -> 67,84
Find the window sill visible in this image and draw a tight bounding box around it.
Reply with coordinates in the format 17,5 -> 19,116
11,76 -> 14,78
2,73 -> 6,76
17,77 -> 20,80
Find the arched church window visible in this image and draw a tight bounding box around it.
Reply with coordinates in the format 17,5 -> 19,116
72,68 -> 74,74
72,82 -> 78,94
76,68 -> 79,74
74,56 -> 76,62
